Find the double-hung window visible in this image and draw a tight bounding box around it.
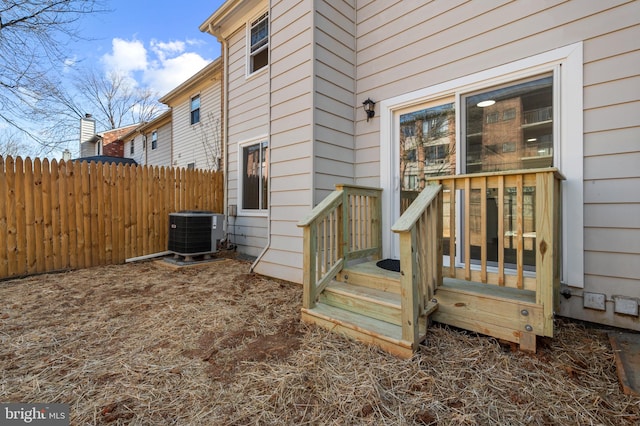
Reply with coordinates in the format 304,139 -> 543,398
190,95 -> 200,125
240,139 -> 268,212
248,11 -> 268,75
130,139 -> 134,155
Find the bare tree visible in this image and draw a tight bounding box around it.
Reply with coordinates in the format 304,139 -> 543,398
74,69 -> 163,131
0,129 -> 33,157
0,0 -> 106,148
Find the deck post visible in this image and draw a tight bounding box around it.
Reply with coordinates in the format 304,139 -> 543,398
302,224 -> 317,309
399,230 -> 419,346
536,170 -> 557,337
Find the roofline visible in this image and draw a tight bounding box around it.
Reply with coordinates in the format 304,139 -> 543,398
159,58 -> 222,105
137,109 -> 172,133
199,0 -> 245,36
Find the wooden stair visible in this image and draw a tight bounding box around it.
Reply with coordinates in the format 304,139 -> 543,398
301,261 -> 435,358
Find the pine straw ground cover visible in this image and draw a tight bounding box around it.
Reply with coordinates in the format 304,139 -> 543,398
1,257 -> 638,425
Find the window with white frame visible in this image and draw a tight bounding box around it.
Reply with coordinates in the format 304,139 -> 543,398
130,139 -> 134,155
240,139 -> 268,212
151,131 -> 157,150
190,95 -> 200,125
248,11 -> 268,75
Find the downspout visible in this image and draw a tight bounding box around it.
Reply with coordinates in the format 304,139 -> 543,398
250,0 -> 273,273
214,28 -> 230,251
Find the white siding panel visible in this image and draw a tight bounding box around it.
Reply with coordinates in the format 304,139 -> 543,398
584,178 -> 640,204
584,152 -> 640,180
585,204 -> 640,229
585,228 -> 640,254
584,50 -> 640,86
584,76 -> 640,109
584,128 -> 639,157
146,123 -> 171,167
583,24 -> 640,62
584,102 -> 640,134
584,251 -> 639,281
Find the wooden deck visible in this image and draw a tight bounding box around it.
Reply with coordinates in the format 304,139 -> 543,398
298,170 -> 563,357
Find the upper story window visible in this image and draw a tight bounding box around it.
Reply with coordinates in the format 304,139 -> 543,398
151,131 -> 158,150
130,140 -> 134,155
190,95 -> 201,125
248,11 -> 268,75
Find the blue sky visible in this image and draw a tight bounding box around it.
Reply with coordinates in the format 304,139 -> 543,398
72,0 -> 226,96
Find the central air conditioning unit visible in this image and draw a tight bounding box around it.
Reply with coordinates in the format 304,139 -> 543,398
167,211 -> 225,258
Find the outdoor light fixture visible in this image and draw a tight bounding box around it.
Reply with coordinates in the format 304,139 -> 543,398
362,98 -> 376,122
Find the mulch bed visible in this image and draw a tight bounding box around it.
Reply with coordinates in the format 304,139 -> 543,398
1,257 -> 638,425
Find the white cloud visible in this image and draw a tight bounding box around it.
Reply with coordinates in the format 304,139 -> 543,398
101,38 -> 211,96
144,52 -> 210,95
102,38 -> 148,74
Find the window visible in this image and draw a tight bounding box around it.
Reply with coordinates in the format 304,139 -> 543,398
187,162 -> 195,170
464,75 -> 553,173
248,11 -> 268,74
190,95 -> 200,125
151,131 -> 157,150
240,140 -> 268,212
130,140 -> 134,155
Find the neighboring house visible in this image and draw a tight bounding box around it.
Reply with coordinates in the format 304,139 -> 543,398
122,110 -> 173,167
139,110 -> 173,167
200,0 -> 639,340
122,127 -> 147,166
160,59 -> 224,171
78,115 -> 138,160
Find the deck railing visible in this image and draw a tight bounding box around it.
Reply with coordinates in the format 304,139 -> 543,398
297,185 -> 382,309
428,168 -> 563,336
392,185 -> 442,345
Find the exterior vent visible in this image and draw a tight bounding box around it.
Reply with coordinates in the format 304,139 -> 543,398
168,211 -> 225,257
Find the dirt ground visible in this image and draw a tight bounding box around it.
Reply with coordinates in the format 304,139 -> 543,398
1,256 -> 638,425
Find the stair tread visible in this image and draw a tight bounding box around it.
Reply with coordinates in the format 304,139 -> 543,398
305,303 -> 404,343
343,261 -> 401,281
325,281 -> 401,308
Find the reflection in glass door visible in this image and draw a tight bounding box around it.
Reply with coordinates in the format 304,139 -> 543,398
398,101 -> 455,256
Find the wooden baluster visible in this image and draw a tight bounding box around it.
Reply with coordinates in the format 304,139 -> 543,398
497,175 -> 505,286
480,176 -> 487,283
516,174 -> 524,289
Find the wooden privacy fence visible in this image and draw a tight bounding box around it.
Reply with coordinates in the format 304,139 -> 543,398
0,156 -> 223,280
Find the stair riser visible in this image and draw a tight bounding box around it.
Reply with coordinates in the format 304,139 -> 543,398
337,270 -> 401,293
319,290 -> 402,326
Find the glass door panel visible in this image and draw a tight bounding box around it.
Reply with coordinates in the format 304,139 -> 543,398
462,75 -> 553,270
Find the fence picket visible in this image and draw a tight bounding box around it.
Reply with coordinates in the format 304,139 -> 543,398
42,159 -> 54,272
24,157 -> 36,274
51,160 -> 61,271
0,156 -> 7,277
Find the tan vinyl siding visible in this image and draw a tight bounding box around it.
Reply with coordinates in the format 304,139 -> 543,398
226,21 -> 270,258
146,122 -> 171,167
172,82 -> 223,170
124,133 -> 145,165
252,0 -> 314,283
582,21 -> 640,299
313,0 -> 356,202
